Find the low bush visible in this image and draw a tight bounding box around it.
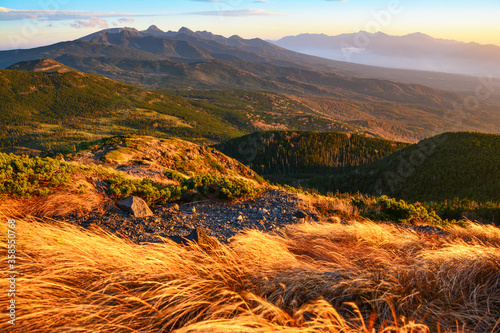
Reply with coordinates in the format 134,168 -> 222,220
163,169 -> 188,182
351,195 -> 444,225
0,153 -> 80,198
182,174 -> 259,200
104,173 -> 184,206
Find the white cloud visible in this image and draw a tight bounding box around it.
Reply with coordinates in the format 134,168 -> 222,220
254,0 -> 272,3
186,8 -> 283,16
118,17 -> 134,23
326,0 -> 347,2
70,17 -> 108,29
0,7 -> 136,21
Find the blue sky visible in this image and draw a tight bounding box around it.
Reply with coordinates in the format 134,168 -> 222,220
1,0 -> 499,50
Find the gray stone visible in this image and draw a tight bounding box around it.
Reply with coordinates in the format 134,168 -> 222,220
90,177 -> 111,195
293,210 -> 309,219
181,190 -> 205,203
116,196 -> 153,218
168,228 -> 219,248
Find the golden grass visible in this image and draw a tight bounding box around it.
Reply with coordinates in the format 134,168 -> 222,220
294,191 -> 359,219
1,215 -> 499,332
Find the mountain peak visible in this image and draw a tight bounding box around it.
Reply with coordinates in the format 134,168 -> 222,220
178,27 -> 196,36
146,25 -> 163,32
106,27 -> 139,34
79,27 -> 141,41
404,32 -> 432,39
6,59 -> 77,73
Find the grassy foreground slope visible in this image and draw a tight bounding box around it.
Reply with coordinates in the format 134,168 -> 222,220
2,211 -> 500,332
1,134 -> 500,332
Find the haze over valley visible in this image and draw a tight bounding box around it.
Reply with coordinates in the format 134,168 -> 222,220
272,31 -> 500,78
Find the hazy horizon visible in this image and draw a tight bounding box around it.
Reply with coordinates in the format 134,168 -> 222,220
1,0 -> 500,51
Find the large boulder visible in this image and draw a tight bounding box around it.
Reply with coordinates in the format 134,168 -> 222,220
116,196 -> 153,218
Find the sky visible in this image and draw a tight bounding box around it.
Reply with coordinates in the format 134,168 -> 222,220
1,0 -> 499,50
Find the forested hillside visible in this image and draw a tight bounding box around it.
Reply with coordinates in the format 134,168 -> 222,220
215,131 -> 409,176
217,131 -> 500,205
0,62 -> 359,152
328,132 -> 500,202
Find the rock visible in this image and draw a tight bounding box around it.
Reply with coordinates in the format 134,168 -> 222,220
168,229 -> 198,245
168,228 -> 219,248
171,204 -> 180,211
258,208 -> 269,214
293,210 -> 308,219
116,196 -> 153,218
90,177 -> 111,195
105,202 -> 125,214
181,190 -> 205,203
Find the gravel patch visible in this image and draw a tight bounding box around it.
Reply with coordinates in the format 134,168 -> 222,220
65,189 -> 321,243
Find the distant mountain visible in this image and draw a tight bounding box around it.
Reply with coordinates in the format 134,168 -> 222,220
78,26 -> 339,68
0,26 -> 490,94
0,28 -> 464,107
272,32 -> 500,78
0,39 -> 164,69
1,27 -> 499,141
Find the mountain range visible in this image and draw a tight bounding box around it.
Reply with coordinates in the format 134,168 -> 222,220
272,32 -> 500,78
0,26 -> 494,94
2,26 -> 499,142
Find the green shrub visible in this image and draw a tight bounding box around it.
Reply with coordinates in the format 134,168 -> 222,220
182,174 -> 259,200
0,153 -> 259,206
163,170 -> 188,182
254,175 -> 266,184
105,173 -> 183,206
365,195 -> 443,225
0,153 -> 79,198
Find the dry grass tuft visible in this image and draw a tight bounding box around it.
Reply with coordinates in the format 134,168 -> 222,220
1,216 -> 499,332
295,192 -> 359,219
